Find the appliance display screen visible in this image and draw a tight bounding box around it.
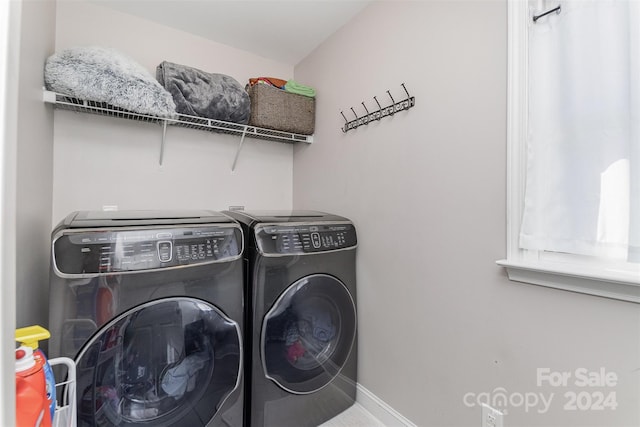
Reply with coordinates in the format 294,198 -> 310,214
54,226 -> 242,274
255,223 -> 356,255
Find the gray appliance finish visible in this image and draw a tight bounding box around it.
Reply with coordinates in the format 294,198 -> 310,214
224,210 -> 358,427
49,210 -> 245,427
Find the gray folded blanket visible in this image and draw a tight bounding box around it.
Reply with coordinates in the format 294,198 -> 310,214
44,46 -> 177,118
157,61 -> 250,124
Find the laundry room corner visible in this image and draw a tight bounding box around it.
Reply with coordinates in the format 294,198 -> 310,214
2,0 -> 640,426
50,1 -> 296,223
292,1 -> 640,426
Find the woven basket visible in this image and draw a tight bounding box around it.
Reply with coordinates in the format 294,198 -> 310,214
247,84 -> 315,135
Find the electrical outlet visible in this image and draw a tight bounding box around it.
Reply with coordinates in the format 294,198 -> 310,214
481,403 -> 504,427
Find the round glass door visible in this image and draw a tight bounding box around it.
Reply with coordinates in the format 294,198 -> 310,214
74,298 -> 241,426
261,274 -> 356,394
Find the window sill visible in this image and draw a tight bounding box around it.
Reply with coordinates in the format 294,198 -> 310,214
496,259 -> 640,303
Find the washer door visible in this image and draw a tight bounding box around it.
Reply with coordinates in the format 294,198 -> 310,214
75,298 -> 241,427
261,274 -> 356,394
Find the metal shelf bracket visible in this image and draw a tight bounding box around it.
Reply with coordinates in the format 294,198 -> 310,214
232,128 -> 248,172
159,120 -> 167,165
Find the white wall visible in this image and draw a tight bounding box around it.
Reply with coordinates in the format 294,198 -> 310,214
294,1 -> 640,426
1,0 -> 56,423
0,0 -> 22,423
15,0 -> 56,329
51,1 -> 296,224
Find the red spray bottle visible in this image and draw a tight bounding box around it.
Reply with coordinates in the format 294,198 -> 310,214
15,326 -> 55,427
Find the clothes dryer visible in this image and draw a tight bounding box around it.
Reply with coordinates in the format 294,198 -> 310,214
224,210 -> 357,427
48,210 -> 244,427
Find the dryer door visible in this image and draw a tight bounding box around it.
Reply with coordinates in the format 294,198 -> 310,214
74,297 -> 241,427
261,274 -> 356,394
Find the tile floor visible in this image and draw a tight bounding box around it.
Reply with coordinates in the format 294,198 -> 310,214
319,403 -> 386,427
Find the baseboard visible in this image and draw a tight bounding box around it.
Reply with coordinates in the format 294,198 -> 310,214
356,383 -> 417,427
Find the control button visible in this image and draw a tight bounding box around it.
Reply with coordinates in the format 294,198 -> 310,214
157,241 -> 172,262
311,232 -> 321,249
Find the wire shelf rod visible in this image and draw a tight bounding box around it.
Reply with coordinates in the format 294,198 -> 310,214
43,90 -> 313,169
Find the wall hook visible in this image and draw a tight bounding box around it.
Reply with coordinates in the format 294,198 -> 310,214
401,83 -> 410,98
533,5 -> 561,23
340,111 -> 348,123
387,90 -> 395,104
361,102 -> 370,124
340,84 -> 415,133
387,90 -> 396,115
373,96 -> 383,120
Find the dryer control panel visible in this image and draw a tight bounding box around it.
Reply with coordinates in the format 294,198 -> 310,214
255,222 -> 357,255
53,226 -> 242,275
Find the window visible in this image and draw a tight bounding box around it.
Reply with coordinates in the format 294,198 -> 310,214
498,0 -> 640,303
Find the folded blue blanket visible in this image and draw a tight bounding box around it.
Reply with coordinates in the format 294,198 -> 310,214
157,61 -> 250,124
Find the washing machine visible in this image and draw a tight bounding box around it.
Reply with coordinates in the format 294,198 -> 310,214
223,210 -> 357,427
48,210 -> 245,427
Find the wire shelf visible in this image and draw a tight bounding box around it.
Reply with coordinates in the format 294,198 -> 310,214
43,90 -> 313,169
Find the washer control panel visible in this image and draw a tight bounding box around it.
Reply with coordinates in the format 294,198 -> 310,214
255,222 -> 357,255
53,226 -> 242,275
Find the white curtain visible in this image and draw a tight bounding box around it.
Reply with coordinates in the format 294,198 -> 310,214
520,0 -> 640,263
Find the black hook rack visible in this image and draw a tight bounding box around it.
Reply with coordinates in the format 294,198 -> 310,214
533,5 -> 561,23
341,84 -> 415,133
